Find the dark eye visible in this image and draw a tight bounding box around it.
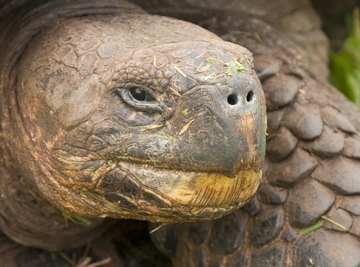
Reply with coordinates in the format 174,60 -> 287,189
129,87 -> 156,102
116,84 -> 162,113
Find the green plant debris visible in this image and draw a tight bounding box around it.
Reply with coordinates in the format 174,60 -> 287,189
199,72 -> 225,82
205,57 -> 217,63
195,62 -> 212,73
195,58 -> 217,73
305,258 -> 314,267
79,189 -> 101,200
76,257 -> 112,267
172,65 -> 187,77
149,223 -> 165,234
153,56 -> 157,68
181,108 -> 189,116
58,252 -> 111,267
214,73 -> 226,79
179,119 -> 195,135
169,87 -> 182,97
258,171 -> 264,182
299,220 -> 324,236
140,124 -> 163,131
104,203 -> 118,211
321,215 -> 346,230
63,212 -> 92,226
225,58 -> 247,77
330,8 -> 360,107
58,252 -> 75,265
200,73 -> 215,81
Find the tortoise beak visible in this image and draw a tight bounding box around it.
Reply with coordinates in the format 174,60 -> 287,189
170,74 -> 266,177
109,73 -> 266,177
92,69 -> 266,220
100,74 -> 267,220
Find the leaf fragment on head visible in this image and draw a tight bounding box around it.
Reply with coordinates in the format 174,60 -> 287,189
182,108 -> 189,116
225,58 -> 247,77
172,65 -> 187,77
140,124 -> 163,131
195,62 -> 212,73
179,119 -> 195,135
169,87 -> 182,97
205,57 -> 217,63
200,73 -> 215,81
62,212 -> 92,226
195,58 -> 218,73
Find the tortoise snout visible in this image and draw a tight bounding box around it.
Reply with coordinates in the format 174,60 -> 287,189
226,88 -> 256,109
170,77 -> 266,176
223,72 -> 262,116
227,89 -> 255,106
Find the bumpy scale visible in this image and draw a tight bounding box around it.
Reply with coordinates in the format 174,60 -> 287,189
0,0 -> 265,256
164,15 -> 360,267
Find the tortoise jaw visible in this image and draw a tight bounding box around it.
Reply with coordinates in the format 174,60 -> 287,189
12,12 -> 266,222
96,161 -> 262,221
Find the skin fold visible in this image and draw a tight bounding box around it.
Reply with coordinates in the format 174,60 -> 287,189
16,14 -> 265,220
163,15 -> 360,267
1,1 -> 359,266
0,4 -> 265,250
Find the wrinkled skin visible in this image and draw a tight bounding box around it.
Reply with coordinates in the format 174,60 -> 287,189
15,14 -> 265,223
130,0 -> 330,80
157,15 -> 360,267
2,0 -> 360,267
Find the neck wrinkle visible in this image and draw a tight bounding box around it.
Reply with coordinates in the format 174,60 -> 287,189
0,161 -> 109,251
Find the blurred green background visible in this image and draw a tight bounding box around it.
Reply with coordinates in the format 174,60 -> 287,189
330,9 -> 360,106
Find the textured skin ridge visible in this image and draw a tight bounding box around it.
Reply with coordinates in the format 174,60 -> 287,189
0,2 -> 359,267
0,0 -> 145,253
129,0 -> 329,79
169,16 -> 360,267
0,0 -> 266,264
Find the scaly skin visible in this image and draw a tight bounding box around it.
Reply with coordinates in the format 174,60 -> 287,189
6,10 -> 360,264
129,0 -> 330,79
4,1 -> 359,266
0,0 -> 265,251
0,220 -> 171,267
159,16 -> 360,267
16,14 -> 264,221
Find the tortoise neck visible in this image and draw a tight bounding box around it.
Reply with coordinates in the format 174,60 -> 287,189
0,162 -> 109,251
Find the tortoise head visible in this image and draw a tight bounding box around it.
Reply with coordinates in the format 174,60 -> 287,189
15,14 -> 266,221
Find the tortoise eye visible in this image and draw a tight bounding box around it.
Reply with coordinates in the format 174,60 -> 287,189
116,84 -> 162,113
129,87 -> 156,102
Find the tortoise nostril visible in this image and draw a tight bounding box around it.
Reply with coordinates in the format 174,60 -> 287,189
246,90 -> 254,102
227,94 -> 238,105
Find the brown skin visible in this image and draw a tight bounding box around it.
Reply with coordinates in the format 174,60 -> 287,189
130,0 -> 330,79
0,12 -> 265,249
1,1 -> 359,266
17,14 -> 265,220
167,15 -> 360,267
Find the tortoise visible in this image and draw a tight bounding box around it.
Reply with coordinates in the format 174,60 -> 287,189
0,0 -> 266,261
0,0 -> 359,266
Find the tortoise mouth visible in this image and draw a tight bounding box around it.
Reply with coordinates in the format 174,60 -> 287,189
98,160 -> 262,221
